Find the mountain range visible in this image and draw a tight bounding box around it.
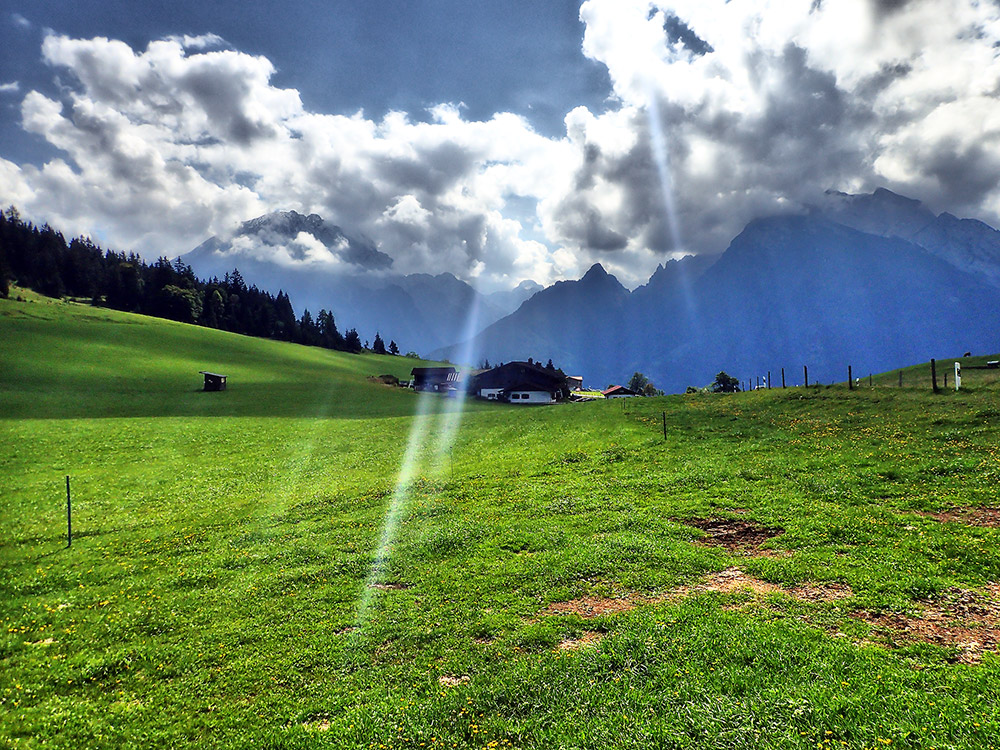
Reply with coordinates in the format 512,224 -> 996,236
434,188 -> 1000,391
181,191 -> 1000,392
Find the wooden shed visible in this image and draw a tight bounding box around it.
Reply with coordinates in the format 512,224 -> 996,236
199,371 -> 227,391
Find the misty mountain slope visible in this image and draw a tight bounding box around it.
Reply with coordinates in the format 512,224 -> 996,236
393,272 -> 506,334
434,263 -> 630,377
668,215 -> 1000,390
486,280 -> 545,315
912,213 -> 1000,289
820,188 -> 937,239
180,210 -> 539,354
820,188 -> 1000,289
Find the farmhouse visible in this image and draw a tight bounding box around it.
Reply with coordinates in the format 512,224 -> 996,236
602,384 -> 638,398
469,361 -> 569,404
411,366 -> 459,393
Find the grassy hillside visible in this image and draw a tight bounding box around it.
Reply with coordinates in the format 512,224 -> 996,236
0,288 -> 456,420
2,294 -> 1000,749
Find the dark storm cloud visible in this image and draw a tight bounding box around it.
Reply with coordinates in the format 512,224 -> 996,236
558,41 -> 878,262
552,195 -> 629,252
181,66 -> 276,145
923,140 -> 1000,209
583,208 -> 629,251
871,0 -> 913,17
375,140 -> 477,196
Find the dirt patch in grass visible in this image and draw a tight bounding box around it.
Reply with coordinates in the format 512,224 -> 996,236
683,517 -> 785,554
438,675 -> 470,687
672,567 -> 782,597
544,569 -> 852,619
787,581 -> 854,602
545,595 -> 648,618
916,507 -> 1000,528
558,631 -> 604,650
851,584 -> 1000,664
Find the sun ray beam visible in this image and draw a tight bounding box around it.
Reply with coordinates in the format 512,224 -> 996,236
353,390 -> 439,629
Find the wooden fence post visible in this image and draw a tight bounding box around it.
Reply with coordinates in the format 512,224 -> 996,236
931,358 -> 938,393
804,365 -> 809,388
66,476 -> 72,548
781,368 -> 786,389
767,371 -> 771,390
848,365 -> 853,390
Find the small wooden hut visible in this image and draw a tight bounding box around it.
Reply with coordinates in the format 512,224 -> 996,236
199,371 -> 227,391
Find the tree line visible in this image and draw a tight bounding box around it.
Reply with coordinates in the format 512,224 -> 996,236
0,206 -> 400,355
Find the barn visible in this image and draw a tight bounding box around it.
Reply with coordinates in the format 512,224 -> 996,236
468,361 -> 569,404
411,366 -> 459,393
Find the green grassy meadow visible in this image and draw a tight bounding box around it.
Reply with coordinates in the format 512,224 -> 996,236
2,292 -> 1000,749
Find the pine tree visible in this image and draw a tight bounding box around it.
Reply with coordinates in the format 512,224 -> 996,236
274,291 -> 298,340
298,309 -> 320,346
344,328 -> 362,353
372,332 -> 386,355
388,340 -> 399,355
317,309 -> 344,350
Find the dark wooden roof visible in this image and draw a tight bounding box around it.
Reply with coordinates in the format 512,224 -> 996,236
471,361 -> 566,391
199,371 -> 227,378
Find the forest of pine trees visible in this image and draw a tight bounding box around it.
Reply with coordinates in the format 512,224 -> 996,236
0,206 -> 401,356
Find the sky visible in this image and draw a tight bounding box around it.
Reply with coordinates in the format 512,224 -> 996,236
2,0 -> 1000,291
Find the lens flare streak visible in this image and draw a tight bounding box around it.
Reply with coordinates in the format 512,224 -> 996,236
353,391 -> 438,627
354,294 -> 484,631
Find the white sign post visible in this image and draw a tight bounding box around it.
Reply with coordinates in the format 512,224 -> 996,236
954,362 -> 962,391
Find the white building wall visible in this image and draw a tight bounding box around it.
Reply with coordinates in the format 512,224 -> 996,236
509,390 -> 556,404
480,388 -> 504,400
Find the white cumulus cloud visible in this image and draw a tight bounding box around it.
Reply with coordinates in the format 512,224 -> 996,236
1,2 -> 999,292
571,0 -> 1000,261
